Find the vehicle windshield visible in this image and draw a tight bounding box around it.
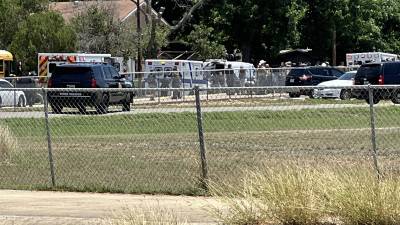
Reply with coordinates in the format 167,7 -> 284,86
54,66 -> 93,79
288,69 -> 306,76
338,72 -> 356,80
357,64 -> 381,78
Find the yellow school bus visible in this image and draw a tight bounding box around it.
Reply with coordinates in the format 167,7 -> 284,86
0,50 -> 13,78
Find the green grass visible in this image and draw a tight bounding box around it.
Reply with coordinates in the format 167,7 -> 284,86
1,106 -> 400,195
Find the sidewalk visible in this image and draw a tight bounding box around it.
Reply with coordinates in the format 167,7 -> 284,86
0,190 -> 221,225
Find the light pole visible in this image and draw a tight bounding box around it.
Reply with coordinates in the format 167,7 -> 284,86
135,0 -> 142,73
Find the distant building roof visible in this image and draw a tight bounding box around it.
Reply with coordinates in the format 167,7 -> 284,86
50,0 -> 169,25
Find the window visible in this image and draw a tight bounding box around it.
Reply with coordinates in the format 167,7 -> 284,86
0,81 -> 13,88
331,69 -> 343,77
49,63 -> 57,74
0,60 -> 3,73
110,67 -> 119,79
103,67 -> 113,80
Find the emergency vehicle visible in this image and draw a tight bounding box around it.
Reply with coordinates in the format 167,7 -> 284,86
38,53 -> 111,80
203,59 -> 256,85
144,59 -> 205,88
346,52 -> 399,67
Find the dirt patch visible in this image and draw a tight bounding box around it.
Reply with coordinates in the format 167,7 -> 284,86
0,190 -> 221,225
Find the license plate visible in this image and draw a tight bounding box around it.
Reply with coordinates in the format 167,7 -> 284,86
59,92 -> 82,96
66,84 -> 75,88
290,79 -> 295,83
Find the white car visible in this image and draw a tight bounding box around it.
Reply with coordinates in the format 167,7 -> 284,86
314,71 -> 357,100
0,79 -> 26,107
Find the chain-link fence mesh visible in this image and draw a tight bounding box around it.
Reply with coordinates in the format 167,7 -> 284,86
0,85 -> 398,194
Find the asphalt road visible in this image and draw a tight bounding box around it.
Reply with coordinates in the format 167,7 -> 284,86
0,190 -> 221,225
0,104 -> 371,118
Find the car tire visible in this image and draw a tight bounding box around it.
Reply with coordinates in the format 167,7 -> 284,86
366,97 -> 380,105
391,90 -> 400,104
340,90 -> 351,100
17,95 -> 26,107
122,94 -> 132,112
51,103 -> 63,114
289,92 -> 300,98
96,93 -> 109,114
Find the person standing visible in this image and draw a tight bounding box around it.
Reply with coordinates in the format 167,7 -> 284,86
171,67 -> 182,99
225,64 -> 235,95
147,72 -> 157,101
160,74 -> 171,97
239,66 -> 246,94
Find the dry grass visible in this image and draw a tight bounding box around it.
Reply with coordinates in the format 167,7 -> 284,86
104,207 -> 188,225
212,164 -> 400,225
0,123 -> 17,163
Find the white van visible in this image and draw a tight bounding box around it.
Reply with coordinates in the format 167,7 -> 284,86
144,59 -> 205,89
203,60 -> 256,86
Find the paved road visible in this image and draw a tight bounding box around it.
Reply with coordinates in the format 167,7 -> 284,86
0,190 -> 221,225
0,104 -> 372,118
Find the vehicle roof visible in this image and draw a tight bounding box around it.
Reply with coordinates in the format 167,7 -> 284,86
56,63 -> 110,68
0,79 -> 12,84
0,50 -> 13,61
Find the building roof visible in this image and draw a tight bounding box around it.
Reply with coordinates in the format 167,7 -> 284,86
50,0 -> 169,25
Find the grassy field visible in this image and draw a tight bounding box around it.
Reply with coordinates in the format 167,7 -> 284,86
1,105 -> 400,195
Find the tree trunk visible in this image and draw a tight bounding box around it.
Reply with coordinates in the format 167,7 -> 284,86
241,43 -> 252,63
332,24 -> 337,66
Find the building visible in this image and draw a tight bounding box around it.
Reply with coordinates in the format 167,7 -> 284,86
49,0 -> 169,27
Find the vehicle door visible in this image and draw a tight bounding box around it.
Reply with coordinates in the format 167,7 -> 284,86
383,63 -> 400,84
310,68 -> 333,84
103,66 -> 121,102
0,80 -> 14,106
110,66 -> 126,101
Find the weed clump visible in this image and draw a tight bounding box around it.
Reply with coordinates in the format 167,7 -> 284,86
0,124 -> 17,162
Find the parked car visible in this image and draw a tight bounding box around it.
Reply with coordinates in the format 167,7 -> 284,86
313,71 -> 357,100
0,79 -> 26,107
285,66 -> 345,98
5,77 -> 43,106
47,64 -> 134,114
353,62 -> 400,104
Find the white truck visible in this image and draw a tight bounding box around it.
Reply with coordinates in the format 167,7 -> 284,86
346,52 -> 399,67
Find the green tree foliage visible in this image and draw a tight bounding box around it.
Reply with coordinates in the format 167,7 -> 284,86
0,0 -> 23,49
184,24 -> 226,59
9,11 -> 76,71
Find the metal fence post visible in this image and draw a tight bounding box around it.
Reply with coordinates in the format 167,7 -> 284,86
42,88 -> 56,187
194,86 -> 208,190
368,85 -> 382,180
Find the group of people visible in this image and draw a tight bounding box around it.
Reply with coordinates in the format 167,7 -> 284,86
147,66 -> 182,100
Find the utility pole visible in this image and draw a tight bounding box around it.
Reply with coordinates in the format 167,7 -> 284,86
134,0 -> 143,91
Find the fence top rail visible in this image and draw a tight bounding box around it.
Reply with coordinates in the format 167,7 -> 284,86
2,85 -> 400,92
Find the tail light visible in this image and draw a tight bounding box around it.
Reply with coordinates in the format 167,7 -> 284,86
378,74 -> 384,85
47,78 -> 53,88
299,75 -> 312,81
91,78 -> 97,88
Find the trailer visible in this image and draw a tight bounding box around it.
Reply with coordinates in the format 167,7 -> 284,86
346,52 -> 399,66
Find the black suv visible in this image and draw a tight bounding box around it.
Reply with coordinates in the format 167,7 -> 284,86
353,62 -> 400,104
285,66 -> 344,98
47,64 -> 134,114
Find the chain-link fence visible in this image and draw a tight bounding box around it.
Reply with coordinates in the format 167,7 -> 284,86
1,85 -> 397,195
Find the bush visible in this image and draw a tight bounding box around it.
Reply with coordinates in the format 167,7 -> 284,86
0,123 -> 17,162
104,207 -> 188,225
212,165 -> 400,225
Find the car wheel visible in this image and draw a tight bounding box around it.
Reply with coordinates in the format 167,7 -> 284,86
17,95 -> 26,107
391,90 -> 400,104
51,103 -> 63,114
340,90 -> 351,100
309,91 -> 318,99
289,92 -> 300,98
366,97 -> 380,105
96,93 -> 109,114
122,94 -> 131,112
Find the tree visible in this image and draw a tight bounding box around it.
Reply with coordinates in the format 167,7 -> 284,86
0,0 -> 23,49
71,4 -> 126,56
184,24 -> 226,59
9,11 -> 76,72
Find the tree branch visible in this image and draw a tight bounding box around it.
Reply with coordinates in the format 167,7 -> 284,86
170,0 -> 208,33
